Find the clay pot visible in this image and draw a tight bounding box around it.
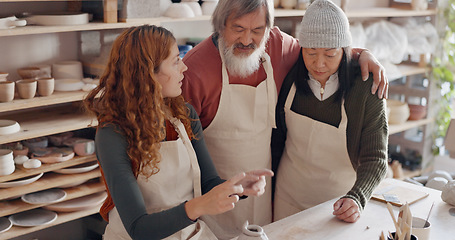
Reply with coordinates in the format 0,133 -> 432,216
0,81 -> 15,102
408,104 -> 427,121
16,79 -> 37,99
36,77 -> 55,96
237,221 -> 269,240
387,99 -> 410,124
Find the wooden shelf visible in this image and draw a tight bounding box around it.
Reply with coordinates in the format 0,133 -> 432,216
0,91 -> 89,113
0,104 -> 97,145
0,169 -> 101,200
0,155 -> 96,183
0,205 -> 101,240
389,118 -> 434,135
396,63 -> 427,77
0,16 -> 212,37
274,7 -> 436,19
0,180 -> 104,217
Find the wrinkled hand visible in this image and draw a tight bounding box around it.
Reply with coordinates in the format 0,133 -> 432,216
185,172 -> 246,220
358,49 -> 389,99
333,198 -> 361,223
238,169 -> 274,197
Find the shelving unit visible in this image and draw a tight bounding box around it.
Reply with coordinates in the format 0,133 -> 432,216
0,0 -> 440,238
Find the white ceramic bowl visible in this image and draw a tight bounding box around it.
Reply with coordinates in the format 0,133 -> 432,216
164,3 -> 195,18
387,99 -> 410,124
26,13 -> 89,26
52,61 -> 83,80
0,120 -> 20,135
54,79 -> 84,92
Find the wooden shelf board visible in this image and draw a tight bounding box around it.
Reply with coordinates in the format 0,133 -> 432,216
396,64 -> 427,77
274,7 -> 436,19
0,205 -> 101,240
345,7 -> 437,18
0,180 -> 104,217
0,104 -> 98,144
389,118 -> 433,135
0,169 -> 101,200
0,91 -> 88,113
0,155 -> 96,183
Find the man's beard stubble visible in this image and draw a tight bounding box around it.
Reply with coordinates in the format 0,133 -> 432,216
218,31 -> 269,78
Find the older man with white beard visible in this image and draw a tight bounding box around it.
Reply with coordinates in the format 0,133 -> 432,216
181,0 -> 388,239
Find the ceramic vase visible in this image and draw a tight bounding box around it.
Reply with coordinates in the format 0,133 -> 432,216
237,221 -> 269,240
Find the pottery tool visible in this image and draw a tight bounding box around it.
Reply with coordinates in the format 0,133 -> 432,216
386,202 -> 414,240
423,202 -> 434,228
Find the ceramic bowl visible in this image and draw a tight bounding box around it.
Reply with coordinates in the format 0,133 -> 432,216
164,3 -> 195,18
0,120 -> 20,135
183,2 -> 202,16
25,12 -> 89,26
387,99 -> 410,124
17,67 -> 42,80
73,139 -> 95,156
52,61 -> 83,80
408,104 -> 427,121
0,16 -> 26,29
30,64 -> 52,78
23,137 -> 49,149
54,79 -> 84,92
48,132 -> 74,147
425,177 -> 448,191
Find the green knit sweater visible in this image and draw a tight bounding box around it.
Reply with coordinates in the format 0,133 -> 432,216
271,53 -> 388,210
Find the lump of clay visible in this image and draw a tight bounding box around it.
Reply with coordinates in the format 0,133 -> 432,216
23,159 -> 42,169
442,180 -> 455,206
426,177 -> 448,191
428,170 -> 453,182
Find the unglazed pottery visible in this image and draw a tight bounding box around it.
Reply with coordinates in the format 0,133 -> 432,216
36,77 -> 55,96
442,180 -> 455,206
0,81 -> 15,102
16,79 -> 37,99
237,221 -> 269,240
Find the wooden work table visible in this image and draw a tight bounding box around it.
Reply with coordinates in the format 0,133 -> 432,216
263,178 -> 454,239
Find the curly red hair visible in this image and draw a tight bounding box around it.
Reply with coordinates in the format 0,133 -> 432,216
84,25 -> 194,178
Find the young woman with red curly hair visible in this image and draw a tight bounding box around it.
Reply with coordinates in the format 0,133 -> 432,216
84,25 -> 273,240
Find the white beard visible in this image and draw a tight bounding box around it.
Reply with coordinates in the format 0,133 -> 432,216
218,31 -> 269,78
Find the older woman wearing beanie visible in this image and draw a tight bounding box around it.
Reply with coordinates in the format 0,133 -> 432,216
272,0 -> 388,223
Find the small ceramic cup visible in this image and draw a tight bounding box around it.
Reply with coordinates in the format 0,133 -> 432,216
0,81 -> 15,102
36,77 -> 55,96
0,149 -> 15,176
412,217 -> 431,240
16,79 -> 37,99
17,67 -> 42,80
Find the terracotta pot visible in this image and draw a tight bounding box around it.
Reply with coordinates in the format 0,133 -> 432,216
408,104 -> 427,121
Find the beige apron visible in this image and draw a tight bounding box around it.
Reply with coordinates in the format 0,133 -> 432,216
201,53 -> 276,239
274,84 -> 356,221
103,118 -> 217,240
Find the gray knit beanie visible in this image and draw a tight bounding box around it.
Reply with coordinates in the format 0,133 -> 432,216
298,0 -> 352,48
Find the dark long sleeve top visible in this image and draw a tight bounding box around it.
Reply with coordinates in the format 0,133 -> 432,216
271,54 -> 388,210
95,103 -> 224,240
